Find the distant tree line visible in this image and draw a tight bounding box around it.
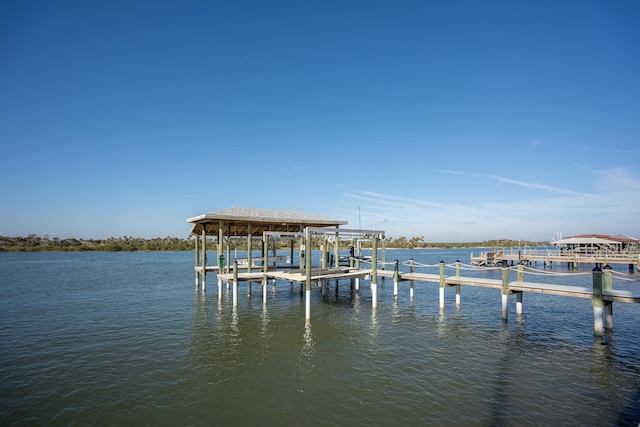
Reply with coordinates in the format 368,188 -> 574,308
0,235 -> 193,252
383,236 -> 548,249
0,234 -> 547,252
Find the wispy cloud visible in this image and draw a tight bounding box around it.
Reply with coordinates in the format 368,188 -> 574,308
334,164 -> 640,241
569,162 -> 640,191
276,166 -> 311,172
435,169 -> 602,198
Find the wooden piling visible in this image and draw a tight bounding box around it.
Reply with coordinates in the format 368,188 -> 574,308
501,267 -> 509,320
409,258 -> 414,298
321,239 -> 327,269
516,265 -> 524,315
393,259 -> 399,298
592,267 -> 604,336
194,233 -> 199,288
261,233 -> 269,298
334,229 -> 339,268
603,265 -> 613,330
247,223 -> 252,274
201,228 -> 206,291
305,227 -> 312,321
218,220 -> 224,271
232,258 -> 238,307
371,236 -> 378,309
263,278 -> 268,304
355,245 -> 361,291
439,261 -> 445,310
455,260 -> 461,306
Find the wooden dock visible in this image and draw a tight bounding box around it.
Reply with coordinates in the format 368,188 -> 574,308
186,209 -> 639,337
210,259 -> 640,337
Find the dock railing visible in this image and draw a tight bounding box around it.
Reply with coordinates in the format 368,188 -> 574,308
361,257 -> 640,337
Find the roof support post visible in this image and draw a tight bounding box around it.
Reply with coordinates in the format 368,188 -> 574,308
247,223 -> 253,274
321,238 -> 327,269
289,239 -> 295,268
299,226 -> 304,268
225,223 -> 231,274
218,221 -> 224,271
263,233 -> 269,297
333,227 -> 339,268
194,233 -> 200,289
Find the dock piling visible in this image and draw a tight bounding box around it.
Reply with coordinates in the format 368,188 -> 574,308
516,265 -> 524,315
409,258 -> 414,298
603,265 -> 613,330
439,261 -> 445,310
455,260 -> 461,306
201,228 -> 206,291
371,236 -> 379,309
233,259 -> 238,307
305,227 -> 312,321
194,233 -> 199,289
393,259 -> 399,298
501,267 -> 509,320
592,267 -> 604,336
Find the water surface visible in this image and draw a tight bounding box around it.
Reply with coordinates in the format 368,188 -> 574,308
1,250 -> 639,426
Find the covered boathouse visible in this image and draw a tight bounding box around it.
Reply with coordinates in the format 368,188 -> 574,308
186,206 -> 348,287
186,207 -> 388,320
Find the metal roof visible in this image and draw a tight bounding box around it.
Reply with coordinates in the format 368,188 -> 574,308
186,207 -> 348,236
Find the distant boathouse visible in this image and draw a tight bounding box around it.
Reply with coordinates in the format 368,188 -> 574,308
471,233 -> 640,270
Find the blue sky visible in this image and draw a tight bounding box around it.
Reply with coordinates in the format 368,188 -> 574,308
1,0 -> 639,242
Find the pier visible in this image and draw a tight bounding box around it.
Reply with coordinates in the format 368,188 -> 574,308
214,258 -> 640,337
187,208 -> 640,336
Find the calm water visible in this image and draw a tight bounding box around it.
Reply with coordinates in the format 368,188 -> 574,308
1,249 -> 639,426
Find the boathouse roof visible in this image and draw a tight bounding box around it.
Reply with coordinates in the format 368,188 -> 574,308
186,207 -> 348,236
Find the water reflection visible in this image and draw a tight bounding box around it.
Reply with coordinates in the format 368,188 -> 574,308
391,297 -> 400,323
299,322 -> 315,363
369,309 -> 379,343
260,304 -> 270,338
437,311 -> 446,338
352,292 -> 361,315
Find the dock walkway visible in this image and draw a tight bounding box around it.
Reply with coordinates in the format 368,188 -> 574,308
212,261 -> 639,337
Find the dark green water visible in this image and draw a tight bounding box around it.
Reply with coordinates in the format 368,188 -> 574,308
1,250 -> 639,426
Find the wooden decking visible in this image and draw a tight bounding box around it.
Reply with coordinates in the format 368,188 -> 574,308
217,267 -> 374,284
204,260 -> 640,337
215,267 -> 640,304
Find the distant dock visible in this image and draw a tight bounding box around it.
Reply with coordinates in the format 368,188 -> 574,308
470,247 -> 640,271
